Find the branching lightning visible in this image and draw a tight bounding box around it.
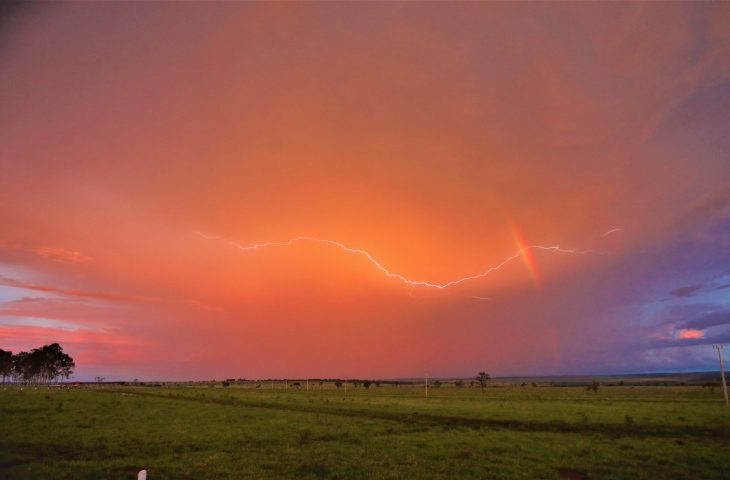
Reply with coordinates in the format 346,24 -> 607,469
195,231 -> 602,290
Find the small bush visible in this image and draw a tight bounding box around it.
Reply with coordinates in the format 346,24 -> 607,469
297,429 -> 313,445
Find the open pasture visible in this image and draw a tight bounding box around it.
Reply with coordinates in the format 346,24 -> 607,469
1,384 -> 729,479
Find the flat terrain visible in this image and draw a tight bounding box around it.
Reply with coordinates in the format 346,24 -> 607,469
1,384 -> 729,479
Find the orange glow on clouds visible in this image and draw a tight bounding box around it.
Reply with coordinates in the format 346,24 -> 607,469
1,2 -> 729,379
677,329 -> 704,340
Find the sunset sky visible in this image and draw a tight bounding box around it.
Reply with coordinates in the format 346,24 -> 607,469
1,2 -> 729,380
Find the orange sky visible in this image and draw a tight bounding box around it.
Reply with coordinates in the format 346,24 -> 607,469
1,2 -> 730,380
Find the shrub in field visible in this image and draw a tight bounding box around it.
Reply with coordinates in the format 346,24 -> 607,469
363,380 -> 371,389
587,380 -> 600,392
455,380 -> 464,388
476,372 -> 491,392
335,381 -> 342,389
702,382 -> 718,393
297,429 -> 313,445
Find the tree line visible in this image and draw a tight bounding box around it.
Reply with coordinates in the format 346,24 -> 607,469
0,343 -> 75,384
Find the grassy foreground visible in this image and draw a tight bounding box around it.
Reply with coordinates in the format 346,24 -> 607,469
1,384 -> 729,479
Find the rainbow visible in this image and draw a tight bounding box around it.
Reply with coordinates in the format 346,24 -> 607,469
511,224 -> 541,287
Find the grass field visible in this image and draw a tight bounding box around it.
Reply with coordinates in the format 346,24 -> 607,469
1,383 -> 729,479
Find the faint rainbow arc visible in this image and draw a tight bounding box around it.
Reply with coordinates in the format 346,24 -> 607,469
510,224 -> 542,287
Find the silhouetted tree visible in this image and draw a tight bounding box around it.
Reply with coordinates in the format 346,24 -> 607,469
476,372 -> 490,392
5,343 -> 74,384
363,380 -> 371,389
454,380 -> 464,388
335,381 -> 343,389
0,349 -> 12,383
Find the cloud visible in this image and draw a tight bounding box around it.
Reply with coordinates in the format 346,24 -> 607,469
679,310 -> 730,330
0,296 -> 127,326
0,275 -> 153,303
652,331 -> 730,348
0,324 -> 146,377
0,241 -> 91,264
32,246 -> 91,263
676,328 -> 704,339
670,284 -> 704,297
667,271 -> 730,299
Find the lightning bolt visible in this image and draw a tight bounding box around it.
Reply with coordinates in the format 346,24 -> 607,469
195,231 -> 599,290
601,227 -> 623,237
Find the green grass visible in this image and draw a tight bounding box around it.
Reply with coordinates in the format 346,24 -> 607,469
1,384 -> 729,479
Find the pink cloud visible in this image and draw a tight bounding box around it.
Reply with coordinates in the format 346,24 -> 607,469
0,275 -> 156,303
677,328 -> 705,340
32,246 -> 91,263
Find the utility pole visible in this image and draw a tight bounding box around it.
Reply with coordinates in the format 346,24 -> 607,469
425,375 -> 429,397
306,379 -> 309,392
344,378 -> 347,395
713,345 -> 729,406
